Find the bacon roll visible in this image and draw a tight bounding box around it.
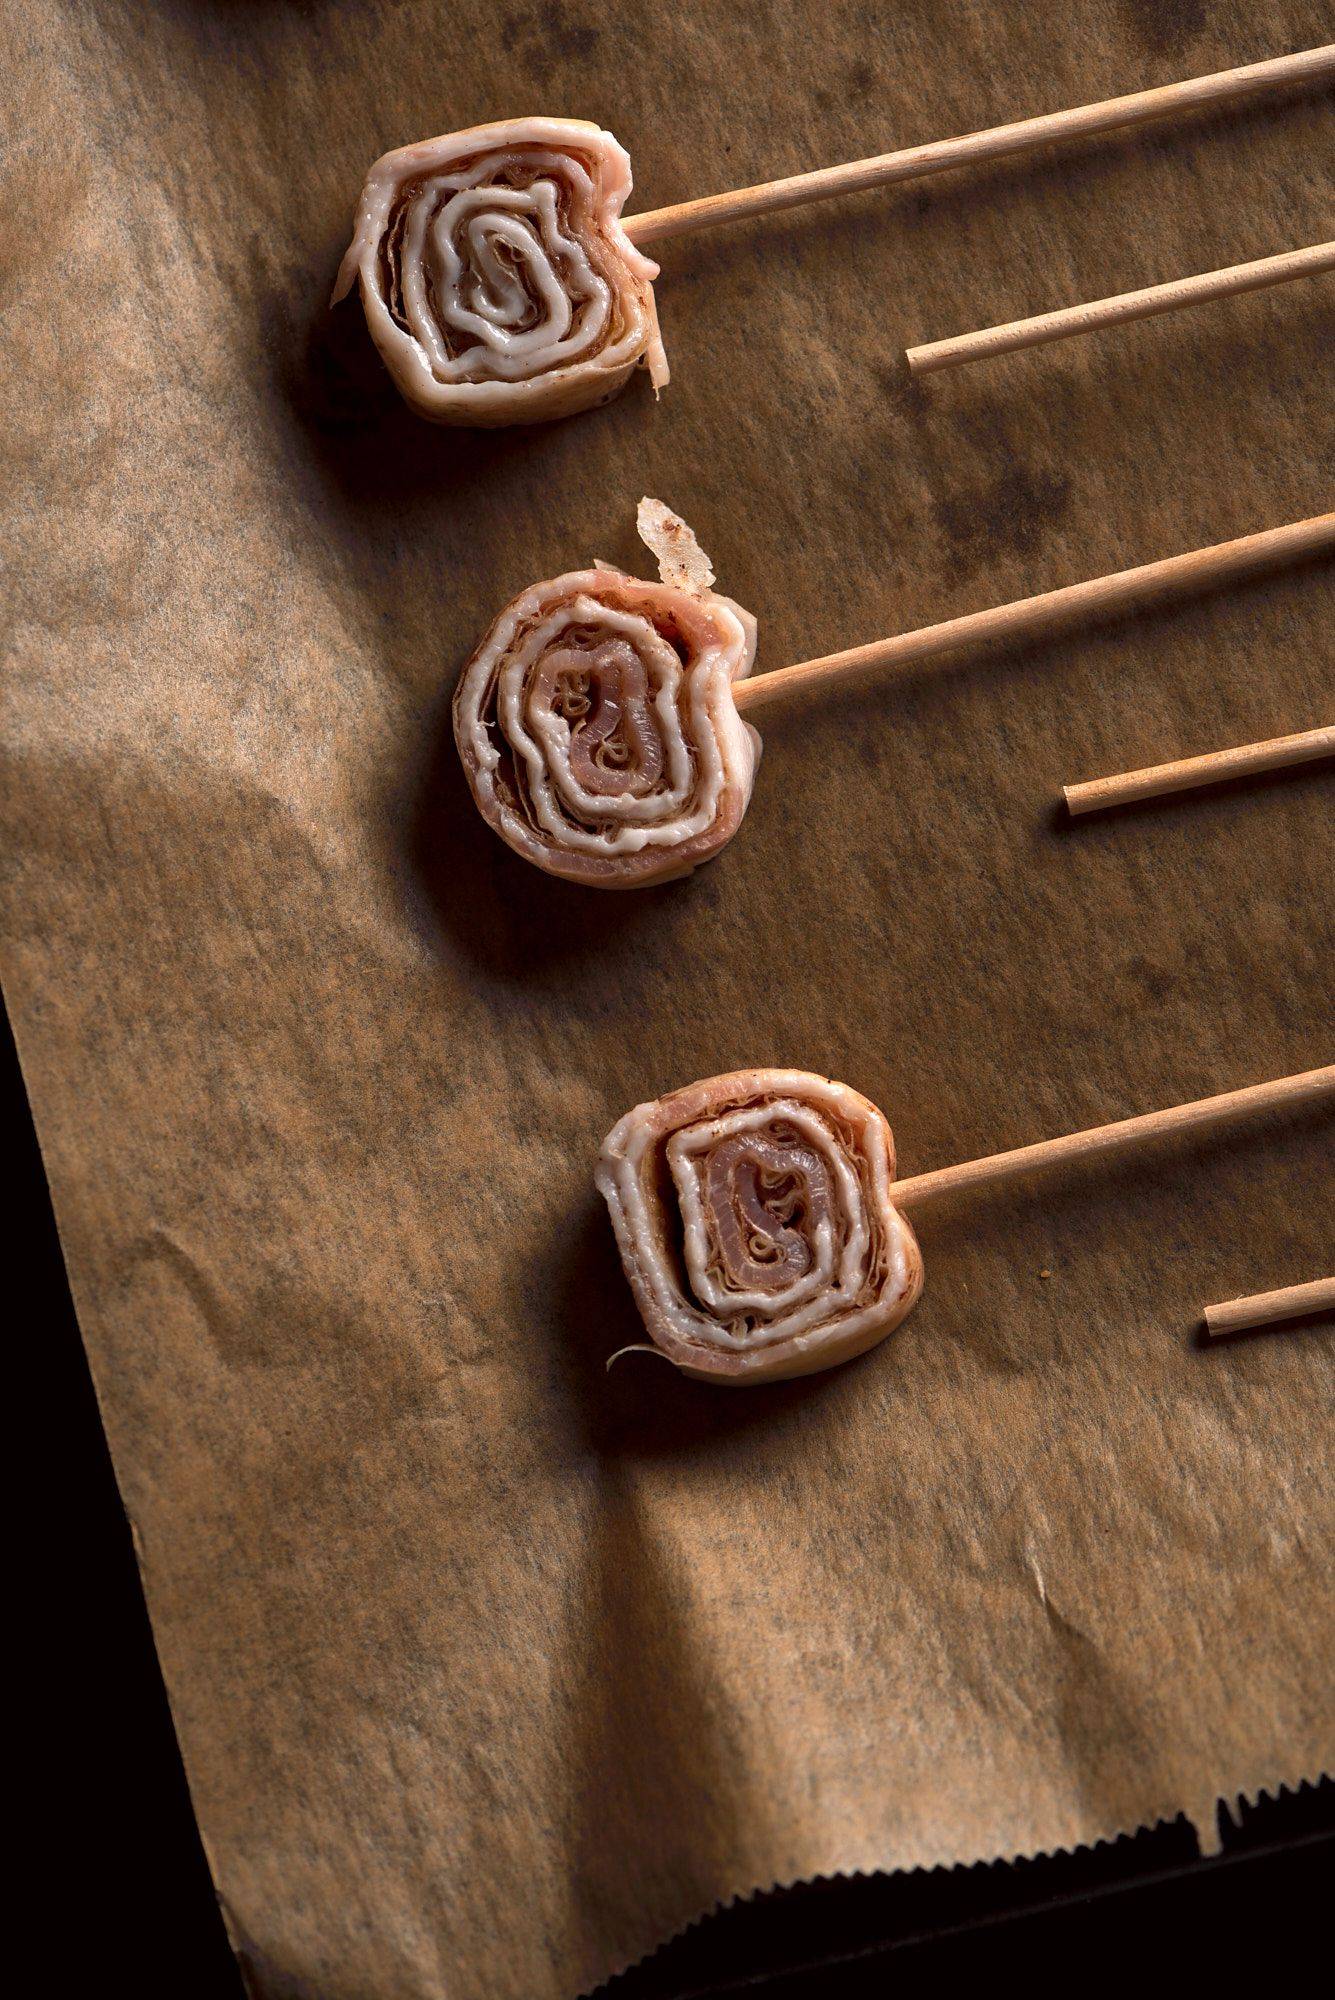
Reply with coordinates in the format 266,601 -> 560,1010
333,117 -> 667,425
597,1070 -> 924,1383
453,502 -> 760,887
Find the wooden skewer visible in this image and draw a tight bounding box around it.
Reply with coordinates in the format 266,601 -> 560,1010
1203,1276 -> 1335,1337
732,513 -> 1335,713
1064,725 -> 1335,815
891,1067 -> 1334,1210
625,47 -> 1335,246
906,241 -> 1335,375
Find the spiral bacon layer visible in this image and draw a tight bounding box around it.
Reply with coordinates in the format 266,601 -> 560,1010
333,117 -> 667,425
597,1070 -> 924,1383
454,506 -> 760,887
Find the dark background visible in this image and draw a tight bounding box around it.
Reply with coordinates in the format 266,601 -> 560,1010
17,986 -> 1331,1991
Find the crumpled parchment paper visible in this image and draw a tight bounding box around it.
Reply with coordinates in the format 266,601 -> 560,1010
3,3 -> 1332,1996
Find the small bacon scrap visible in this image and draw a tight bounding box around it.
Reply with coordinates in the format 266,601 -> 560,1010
453,503 -> 760,887
333,117 -> 667,426
597,1070 -> 924,1382
635,497 -> 715,596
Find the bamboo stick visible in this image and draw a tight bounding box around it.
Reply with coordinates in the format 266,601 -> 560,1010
733,514 -> 1335,713
1203,1277 -> 1335,1337
906,241 -> 1335,375
625,47 -> 1335,246
891,1067 -> 1334,1209
1064,725 -> 1334,815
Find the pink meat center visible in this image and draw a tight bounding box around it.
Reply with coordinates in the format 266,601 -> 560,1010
535,639 -> 666,796
703,1133 -> 832,1294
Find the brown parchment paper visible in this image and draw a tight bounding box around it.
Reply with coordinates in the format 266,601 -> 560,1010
3,2 -> 1334,1995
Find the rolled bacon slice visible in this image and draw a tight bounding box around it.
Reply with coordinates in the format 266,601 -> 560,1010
597,1070 -> 924,1383
333,117 -> 667,425
453,502 -> 761,887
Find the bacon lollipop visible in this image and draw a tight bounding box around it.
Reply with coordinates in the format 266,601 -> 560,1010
597,1065 -> 1333,1386
453,508 -> 1332,888
334,54 -> 1331,427
332,117 -> 666,425
597,1069 -> 924,1384
454,501 -> 760,887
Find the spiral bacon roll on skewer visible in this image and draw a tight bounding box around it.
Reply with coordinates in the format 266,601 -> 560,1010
597,1070 -> 924,1384
333,117 -> 667,425
454,501 -> 761,887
